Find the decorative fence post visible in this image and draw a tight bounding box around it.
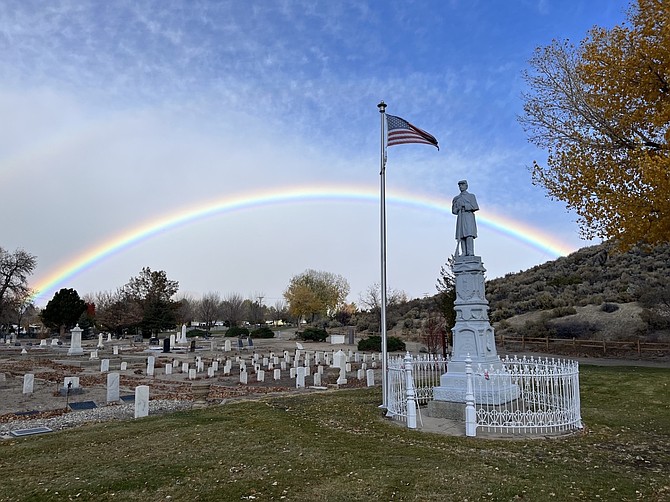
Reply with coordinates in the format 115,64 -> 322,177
404,352 -> 417,429
464,355 -> 476,437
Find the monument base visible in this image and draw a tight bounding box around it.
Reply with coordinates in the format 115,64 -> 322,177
427,400 -> 465,421
67,347 -> 84,356
433,371 -> 520,405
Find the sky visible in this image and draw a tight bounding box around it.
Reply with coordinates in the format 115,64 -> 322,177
1,0 -> 630,308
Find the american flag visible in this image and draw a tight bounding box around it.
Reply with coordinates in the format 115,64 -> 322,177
386,114 -> 439,149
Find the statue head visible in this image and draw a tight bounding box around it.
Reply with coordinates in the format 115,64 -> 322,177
458,180 -> 468,191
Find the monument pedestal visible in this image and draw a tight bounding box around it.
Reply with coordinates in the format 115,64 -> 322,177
432,256 -> 518,407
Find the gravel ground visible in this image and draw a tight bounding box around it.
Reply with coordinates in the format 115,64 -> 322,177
0,399 -> 194,439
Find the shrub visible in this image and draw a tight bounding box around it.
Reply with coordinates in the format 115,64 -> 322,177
250,326 -> 275,339
296,327 -> 328,342
225,326 -> 249,338
187,328 -> 208,338
357,335 -> 406,352
601,303 -> 620,313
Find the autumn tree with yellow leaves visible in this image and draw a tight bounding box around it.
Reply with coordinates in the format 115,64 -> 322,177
519,0 -> 669,249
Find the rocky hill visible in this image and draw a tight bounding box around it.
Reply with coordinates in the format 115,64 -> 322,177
485,241 -> 670,342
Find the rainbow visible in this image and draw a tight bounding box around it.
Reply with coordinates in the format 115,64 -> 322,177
30,184 -> 577,301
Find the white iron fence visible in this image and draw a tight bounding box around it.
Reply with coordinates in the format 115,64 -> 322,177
388,353 -> 582,436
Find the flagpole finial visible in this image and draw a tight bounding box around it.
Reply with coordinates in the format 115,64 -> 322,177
377,101 -> 387,113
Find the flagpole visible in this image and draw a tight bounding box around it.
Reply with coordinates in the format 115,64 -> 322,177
377,100 -> 388,409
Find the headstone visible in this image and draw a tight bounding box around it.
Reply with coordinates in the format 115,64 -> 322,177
163,338 -> 170,353
188,369 -> 196,380
224,339 -> 231,352
290,367 -> 296,379
39,339 -> 47,347
296,367 -> 306,388
212,361 -> 219,372
337,365 -> 347,385
23,374 -> 34,394
21,348 -> 28,355
313,372 -> 321,387
134,385 -> 149,418
90,350 -> 98,360
64,376 -> 80,389
182,362 -> 189,373
107,333 -> 113,342
107,372 -> 120,402
257,370 -> 265,382
357,369 -> 365,380
67,325 -> 84,355
120,362 -> 128,371
97,333 -> 104,349
165,363 -> 173,375
280,362 -> 287,371
274,369 -> 281,380
190,339 -> 196,352
239,367 -> 247,384
113,345 -> 119,356
100,359 -> 110,373
170,334 -> 176,348
366,369 -> 375,387
207,367 -> 215,378
317,365 -> 324,375
51,338 -> 59,346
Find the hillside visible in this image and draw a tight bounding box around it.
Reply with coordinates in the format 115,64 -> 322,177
486,241 -> 670,342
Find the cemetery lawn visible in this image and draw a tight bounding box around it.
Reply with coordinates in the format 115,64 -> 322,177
1,365 -> 668,501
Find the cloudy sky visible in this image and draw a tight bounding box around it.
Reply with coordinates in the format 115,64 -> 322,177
1,0 -> 629,307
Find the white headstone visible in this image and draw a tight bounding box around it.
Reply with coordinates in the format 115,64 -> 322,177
67,325 -> 84,355
357,369 -> 365,380
107,372 -> 120,402
337,364 -> 347,385
366,369 -> 375,387
208,367 -> 215,378
313,372 -> 321,387
182,362 -> 189,373
113,345 -> 119,356
257,370 -> 265,382
134,385 -> 149,418
23,373 -> 34,394
274,368 -> 281,380
64,376 -> 80,389
120,362 -> 128,371
40,339 -> 47,347
240,368 -> 248,384
165,363 -> 173,375
212,361 -> 219,372
97,333 -> 104,349
21,348 -> 28,355
296,367 -> 306,388
188,368 -> 196,380
107,333 -> 112,342
98,359 -> 108,372
90,350 -> 98,360
170,334 -> 176,348
224,339 -> 232,352
290,367 -> 296,378
51,338 -> 59,346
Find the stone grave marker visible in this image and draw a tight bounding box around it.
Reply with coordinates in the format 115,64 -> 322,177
366,369 -> 375,387
100,359 -> 110,373
134,386 -> 149,418
274,368 -> 281,380
296,367 -> 306,388
313,372 -> 321,387
22,374 -> 34,394
165,363 -> 173,375
120,362 -> 128,371
107,372 -> 120,402
188,369 -> 196,380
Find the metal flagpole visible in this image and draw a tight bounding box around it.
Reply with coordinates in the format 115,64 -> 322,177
377,100 -> 388,409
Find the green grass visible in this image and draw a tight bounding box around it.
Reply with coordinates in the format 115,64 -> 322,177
1,365 -> 669,501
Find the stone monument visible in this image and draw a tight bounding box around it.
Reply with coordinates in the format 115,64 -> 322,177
430,181 -> 518,418
67,324 -> 84,356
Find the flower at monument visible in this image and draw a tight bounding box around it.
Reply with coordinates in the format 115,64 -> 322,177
386,114 -> 439,149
